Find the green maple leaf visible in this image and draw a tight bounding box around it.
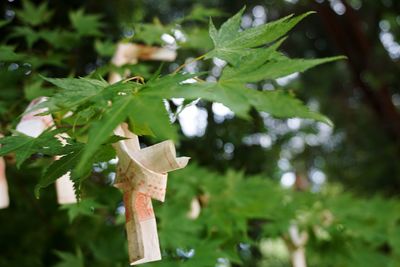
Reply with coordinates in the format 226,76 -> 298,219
219,40 -> 345,83
35,145 -> 84,199
9,26 -> 41,48
184,5 -> 225,22
128,96 -> 177,139
41,77 -> 109,111
28,52 -> 67,68
74,95 -> 135,176
35,140 -> 115,197
16,0 -> 53,26
40,29 -> 79,50
41,77 -> 174,177
24,79 -> 53,100
69,9 -> 103,37
41,7 -> 344,180
133,23 -> 171,45
206,7 -> 314,65
141,64 -> 335,124
59,198 -> 105,223
0,129 -> 65,168
0,45 -> 27,62
94,39 -> 116,57
54,249 -> 84,267
0,20 -> 10,28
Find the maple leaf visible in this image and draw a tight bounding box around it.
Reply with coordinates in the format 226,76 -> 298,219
54,249 -> 84,267
35,146 -> 83,198
59,198 -> 105,223
69,9 -> 103,37
74,95 -> 135,176
39,7 -> 344,181
9,26 -> 41,48
40,77 -> 109,112
0,45 -> 27,62
206,8 -> 315,65
0,129 -> 64,168
16,0 -> 54,27
35,141 -> 115,198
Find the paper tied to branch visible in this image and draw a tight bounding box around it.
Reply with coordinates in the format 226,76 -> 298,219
0,134 -> 9,209
113,123 -> 189,265
109,42 -> 184,264
288,224 -> 308,267
109,43 -> 176,84
16,97 -> 77,204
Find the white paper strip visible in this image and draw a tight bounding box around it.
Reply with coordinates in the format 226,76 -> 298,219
113,123 -> 189,265
0,154 -> 9,209
16,98 -> 77,204
109,43 -> 176,84
110,42 -> 183,265
289,224 -> 308,267
55,173 -> 76,204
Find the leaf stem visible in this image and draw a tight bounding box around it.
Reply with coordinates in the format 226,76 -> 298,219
122,76 -> 145,84
173,54 -> 205,74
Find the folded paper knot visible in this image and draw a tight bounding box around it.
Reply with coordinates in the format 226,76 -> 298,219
113,123 -> 189,265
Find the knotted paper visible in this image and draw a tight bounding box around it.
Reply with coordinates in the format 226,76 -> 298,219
109,42 -> 185,264
16,98 -> 77,204
113,123 -> 189,265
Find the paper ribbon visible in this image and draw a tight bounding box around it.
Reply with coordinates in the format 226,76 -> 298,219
187,197 -> 201,220
109,42 -> 187,264
288,224 -> 308,267
113,123 -> 189,265
16,97 -> 77,204
109,43 -> 176,84
0,134 -> 9,209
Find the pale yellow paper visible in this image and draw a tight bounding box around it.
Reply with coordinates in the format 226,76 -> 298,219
113,123 -> 189,265
288,224 -> 308,267
110,42 -> 186,265
109,43 -> 176,84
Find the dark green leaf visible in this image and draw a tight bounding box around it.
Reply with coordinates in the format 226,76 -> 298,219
0,129 -> 64,168
74,96 -> 134,176
54,249 -> 84,267
69,9 -> 103,37
16,0 -> 53,26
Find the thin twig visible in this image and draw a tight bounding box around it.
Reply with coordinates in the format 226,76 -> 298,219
173,54 -> 206,74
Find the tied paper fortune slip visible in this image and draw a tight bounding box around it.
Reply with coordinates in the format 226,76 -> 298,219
109,42 -> 176,84
113,123 -> 189,265
16,97 -> 77,204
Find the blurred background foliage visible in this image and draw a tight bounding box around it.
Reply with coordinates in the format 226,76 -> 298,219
0,0 -> 399,266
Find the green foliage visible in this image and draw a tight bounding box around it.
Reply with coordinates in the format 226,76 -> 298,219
207,9 -> 314,65
2,8 -> 341,183
133,23 -> 171,45
69,9 -> 103,37
184,5 -> 226,22
2,2 -> 396,267
16,0 -> 53,26
0,129 -> 64,168
60,198 -> 105,223
0,45 -> 26,61
94,40 -> 116,57
54,249 -> 85,267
